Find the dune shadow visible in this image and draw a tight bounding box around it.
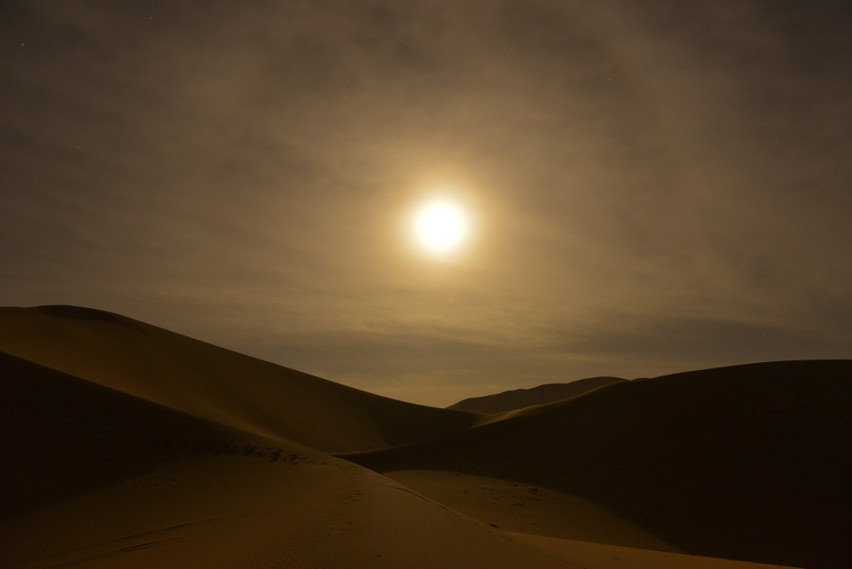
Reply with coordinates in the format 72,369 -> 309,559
347,361 -> 852,569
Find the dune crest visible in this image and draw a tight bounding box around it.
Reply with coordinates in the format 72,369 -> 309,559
448,376 -> 626,414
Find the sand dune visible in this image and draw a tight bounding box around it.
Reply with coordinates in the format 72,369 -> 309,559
3,305 -> 842,567
0,306 -> 476,452
0,351 -> 580,568
449,376 -> 626,414
350,360 -> 852,568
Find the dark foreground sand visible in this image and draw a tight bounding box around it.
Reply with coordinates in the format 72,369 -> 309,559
2,305 -> 849,568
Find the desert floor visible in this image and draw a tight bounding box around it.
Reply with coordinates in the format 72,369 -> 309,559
2,306 -> 850,568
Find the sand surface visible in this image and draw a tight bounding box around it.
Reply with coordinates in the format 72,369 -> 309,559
4,306 -> 848,567
383,470 -> 674,550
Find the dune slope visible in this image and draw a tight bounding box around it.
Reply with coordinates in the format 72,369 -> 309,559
0,351 -> 585,569
0,306 -> 476,452
350,360 -> 852,568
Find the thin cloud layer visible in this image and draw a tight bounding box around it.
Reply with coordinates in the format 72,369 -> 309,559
2,1 -> 850,406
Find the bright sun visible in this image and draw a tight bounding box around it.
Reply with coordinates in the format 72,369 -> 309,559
413,199 -> 468,253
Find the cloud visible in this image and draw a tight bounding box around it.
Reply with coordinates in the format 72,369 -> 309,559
549,313 -> 852,372
2,1 -> 850,405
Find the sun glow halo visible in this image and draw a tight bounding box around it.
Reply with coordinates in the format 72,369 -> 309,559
413,200 -> 468,253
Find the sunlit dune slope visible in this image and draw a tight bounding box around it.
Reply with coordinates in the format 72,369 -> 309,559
0,306 -> 477,452
0,351 -> 584,569
448,376 -> 626,414
0,350 -> 278,519
349,360 -> 852,569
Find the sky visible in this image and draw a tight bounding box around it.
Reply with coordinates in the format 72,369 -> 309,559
2,1 -> 850,407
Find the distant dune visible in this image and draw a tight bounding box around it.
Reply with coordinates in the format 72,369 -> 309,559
448,376 -> 627,413
2,305 -> 847,568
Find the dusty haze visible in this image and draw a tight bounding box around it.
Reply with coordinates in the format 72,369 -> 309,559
2,1 -> 850,405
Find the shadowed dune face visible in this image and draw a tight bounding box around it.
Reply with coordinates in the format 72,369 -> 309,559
350,360 -> 852,568
448,376 -> 627,414
0,306 -> 477,452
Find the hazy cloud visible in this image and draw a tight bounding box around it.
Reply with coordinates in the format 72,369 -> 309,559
2,0 -> 850,406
